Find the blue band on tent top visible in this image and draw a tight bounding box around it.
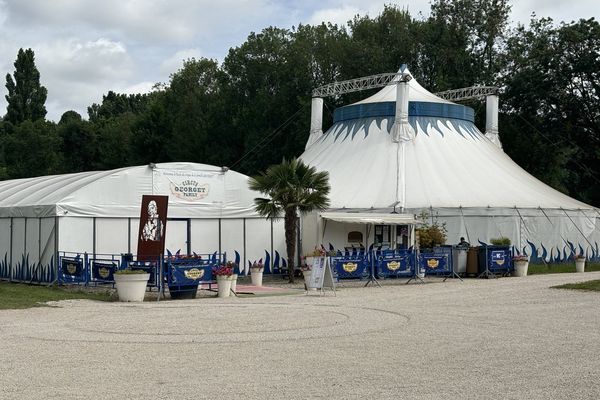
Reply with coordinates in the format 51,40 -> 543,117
333,101 -> 475,123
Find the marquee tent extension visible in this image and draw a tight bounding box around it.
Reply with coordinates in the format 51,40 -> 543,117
0,162 -> 285,283
300,67 -> 600,261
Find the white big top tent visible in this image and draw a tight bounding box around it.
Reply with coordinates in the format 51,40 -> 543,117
300,67 -> 600,262
0,162 -> 285,283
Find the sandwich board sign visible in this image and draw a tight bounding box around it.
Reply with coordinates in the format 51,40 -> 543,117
307,256 -> 336,295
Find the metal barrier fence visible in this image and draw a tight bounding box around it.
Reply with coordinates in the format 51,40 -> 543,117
57,252 -> 225,297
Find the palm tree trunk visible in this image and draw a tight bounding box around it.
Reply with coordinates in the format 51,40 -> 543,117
284,208 -> 297,283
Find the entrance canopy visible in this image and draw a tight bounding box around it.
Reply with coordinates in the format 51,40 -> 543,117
320,212 -> 419,225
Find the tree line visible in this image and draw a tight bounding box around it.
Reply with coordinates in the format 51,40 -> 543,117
1,1 -> 598,206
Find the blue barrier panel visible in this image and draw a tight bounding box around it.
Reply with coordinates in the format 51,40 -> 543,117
129,261 -> 159,287
90,259 -> 118,283
167,260 -> 214,287
432,246 -> 454,275
332,257 -> 369,279
419,253 -> 451,276
478,246 -> 513,275
377,249 -> 414,278
59,256 -> 87,284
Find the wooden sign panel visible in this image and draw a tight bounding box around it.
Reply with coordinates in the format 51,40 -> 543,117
137,195 -> 168,261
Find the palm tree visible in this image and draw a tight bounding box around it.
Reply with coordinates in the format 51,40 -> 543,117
249,158 -> 330,283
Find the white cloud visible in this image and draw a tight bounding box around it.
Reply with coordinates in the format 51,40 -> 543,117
160,48 -> 203,76
120,81 -> 155,95
0,0 -> 598,122
33,38 -> 134,120
308,6 -> 362,27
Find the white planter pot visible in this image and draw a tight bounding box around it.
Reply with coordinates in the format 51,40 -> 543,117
575,259 -> 586,273
216,275 -> 233,297
513,260 -> 529,277
114,273 -> 150,302
230,274 -> 238,293
305,256 -> 315,268
250,268 -> 263,287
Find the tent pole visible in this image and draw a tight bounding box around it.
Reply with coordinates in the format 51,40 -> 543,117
459,207 -> 471,244
9,217 -> 13,282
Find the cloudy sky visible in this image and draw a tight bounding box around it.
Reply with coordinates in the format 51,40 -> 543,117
0,0 -> 597,121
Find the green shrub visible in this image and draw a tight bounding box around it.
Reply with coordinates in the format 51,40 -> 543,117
490,237 -> 511,246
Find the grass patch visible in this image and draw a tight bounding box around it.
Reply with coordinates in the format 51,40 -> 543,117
0,282 -> 114,310
528,262 -> 600,275
552,280 -> 600,292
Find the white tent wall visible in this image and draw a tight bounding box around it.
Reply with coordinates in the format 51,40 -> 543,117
0,218 -> 11,279
165,219 -> 189,255
25,218 -> 40,268
190,219 -> 220,255
40,218 -> 56,280
96,218 -> 129,256
0,217 -> 57,282
129,218 -> 140,256
220,219 -> 245,269
11,218 -> 25,278
59,217 -> 94,254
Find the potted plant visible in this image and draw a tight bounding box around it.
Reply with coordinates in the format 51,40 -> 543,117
304,246 -> 327,269
213,263 -> 234,298
512,255 -> 529,277
575,254 -> 586,273
113,268 -> 150,302
416,212 -> 447,251
250,260 -> 264,287
490,237 -> 511,246
226,261 -> 239,294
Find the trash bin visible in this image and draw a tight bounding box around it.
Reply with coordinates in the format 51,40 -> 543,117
466,247 -> 478,276
452,247 -> 468,275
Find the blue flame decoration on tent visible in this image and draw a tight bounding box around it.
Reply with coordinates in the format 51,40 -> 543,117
264,250 -> 271,274
234,251 -> 241,274
273,251 -> 281,273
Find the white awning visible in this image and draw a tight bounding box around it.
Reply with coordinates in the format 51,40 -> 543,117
320,212 -> 419,225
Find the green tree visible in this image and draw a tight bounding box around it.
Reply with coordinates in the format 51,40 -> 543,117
501,17 -> 600,205
1,119 -> 61,178
57,111 -> 98,172
249,158 -> 330,283
4,48 -> 48,123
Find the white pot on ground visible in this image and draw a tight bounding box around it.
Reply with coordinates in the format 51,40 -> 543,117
230,274 -> 238,293
575,258 -> 586,273
114,273 -> 150,302
216,275 -> 233,297
513,260 -> 529,277
304,256 -> 315,268
250,268 -> 263,287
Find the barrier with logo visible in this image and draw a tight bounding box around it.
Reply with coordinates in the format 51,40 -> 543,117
419,253 -> 451,276
332,256 -> 370,279
90,259 -> 118,282
377,249 -> 415,278
58,255 -> 86,284
478,246 -> 513,276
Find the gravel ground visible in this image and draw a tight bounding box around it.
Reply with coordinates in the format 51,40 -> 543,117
1,272 -> 599,399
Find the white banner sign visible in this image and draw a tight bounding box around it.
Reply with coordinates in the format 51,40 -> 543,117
153,169 -> 224,203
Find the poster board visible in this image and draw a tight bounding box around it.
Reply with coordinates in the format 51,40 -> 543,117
137,195 -> 169,261
308,256 -> 335,295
